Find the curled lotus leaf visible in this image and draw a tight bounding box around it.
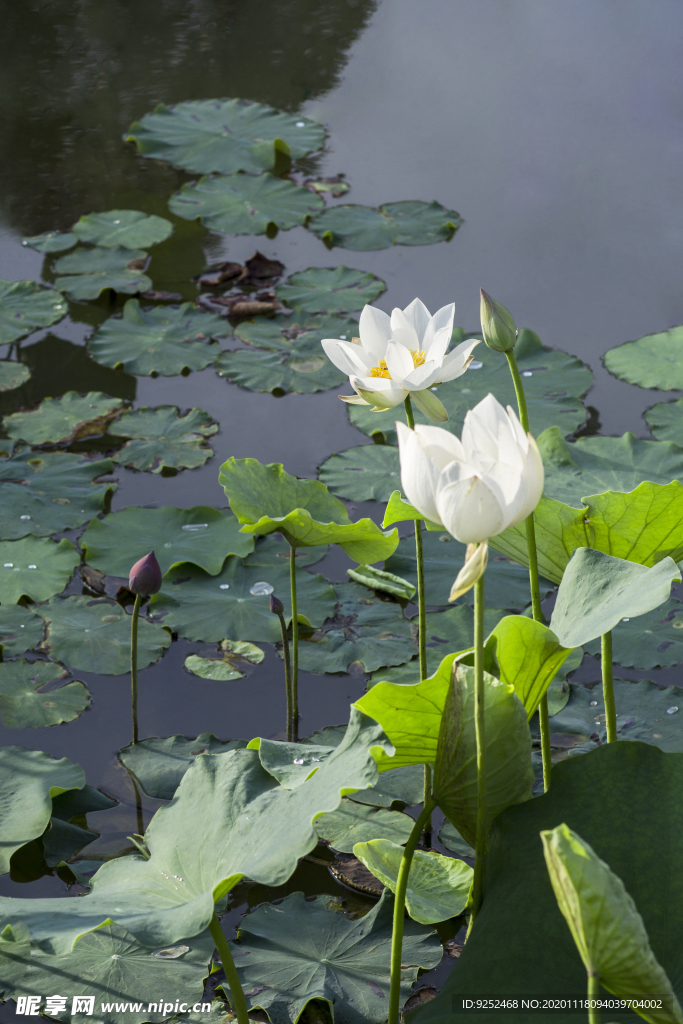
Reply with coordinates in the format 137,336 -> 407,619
308,200 -> 462,251
71,210 -> 173,249
276,266 -> 386,313
110,406 -> 218,473
0,280 -> 67,344
0,536 -> 79,603
0,659 -> 90,729
53,247 -> 151,301
314,799 -> 416,853
3,391 -> 124,446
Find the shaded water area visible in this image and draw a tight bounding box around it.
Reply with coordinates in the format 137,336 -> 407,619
1,0 -> 683,1010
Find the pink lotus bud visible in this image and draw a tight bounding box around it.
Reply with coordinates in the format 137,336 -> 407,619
129,551 -> 162,596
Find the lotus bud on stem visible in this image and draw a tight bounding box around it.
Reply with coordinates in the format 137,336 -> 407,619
128,552 -> 162,746
480,288 -> 517,353
270,593 -> 294,741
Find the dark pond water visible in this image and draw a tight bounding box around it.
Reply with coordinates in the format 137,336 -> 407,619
1,0 -> 683,1007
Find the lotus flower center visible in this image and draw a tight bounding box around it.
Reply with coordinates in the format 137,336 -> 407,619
370,349 -> 426,379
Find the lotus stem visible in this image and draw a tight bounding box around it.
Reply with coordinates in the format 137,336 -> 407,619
130,593 -> 142,746
587,973 -> 601,1024
208,912 -> 250,1024
274,603 -> 293,742
470,571 -> 487,927
505,348 -> 552,791
131,776 -> 144,837
388,798 -> 437,1024
601,631 -> 616,742
289,545 -> 299,742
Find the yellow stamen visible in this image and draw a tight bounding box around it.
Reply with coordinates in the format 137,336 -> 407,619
369,349 -> 426,379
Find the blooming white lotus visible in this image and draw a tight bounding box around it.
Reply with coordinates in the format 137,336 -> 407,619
321,298 -> 480,421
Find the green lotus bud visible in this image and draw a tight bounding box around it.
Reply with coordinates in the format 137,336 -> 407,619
480,289 -> 517,353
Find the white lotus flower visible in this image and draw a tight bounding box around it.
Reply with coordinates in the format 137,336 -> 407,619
321,298 -> 480,422
396,394 -> 544,545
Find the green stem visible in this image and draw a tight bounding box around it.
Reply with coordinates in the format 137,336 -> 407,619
130,594 -> 141,745
587,973 -> 601,1024
470,572 -> 486,926
388,799 -> 437,1024
602,631 -> 616,742
289,545 -> 299,742
208,913 -> 250,1024
276,609 -> 293,742
131,775 -> 144,837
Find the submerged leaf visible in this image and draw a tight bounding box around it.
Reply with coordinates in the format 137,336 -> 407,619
0,659 -> 90,729
184,639 -> 264,681
72,209 -> 173,249
308,200 -> 461,250
0,280 -> 67,344
4,391 -> 124,446
110,406 -> 217,472
0,536 -> 78,603
277,266 -> 385,313
53,247 -> 151,301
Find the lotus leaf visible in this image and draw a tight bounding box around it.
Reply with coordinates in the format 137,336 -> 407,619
645,397 -> 683,444
216,334 -> 348,394
0,536 -> 78,603
21,232 -> 76,253
245,534 -> 326,568
110,406 -> 217,472
88,300 -> 224,376
0,709 -> 392,953
4,391 -> 124,446
349,764 -> 425,808
308,200 -> 462,251
0,659 -> 90,729
150,558 -> 335,643
276,266 -> 386,313
229,890 -> 441,1024
0,604 -> 45,656
487,615 -> 572,719
583,599 -> 683,668
604,323 -> 683,391
294,582 -> 414,675
81,506 -> 253,578
0,450 -> 116,539
38,596 -> 170,675
346,563 -> 415,600
119,734 -> 249,800
185,640 -> 264,682
45,786 -> 116,867
53,248 -> 151,301
219,457 -> 398,563
353,839 -> 473,924
410,744 -> 683,1023
0,280 -> 67,344
0,921 -> 214,1023
126,98 -> 325,175
539,426 -> 683,504
438,820 -> 475,858
235,312 -> 358,352
72,210 -> 173,249
348,329 -> 592,443
319,444 -> 401,502
248,737 -> 335,787
0,746 -> 84,873
0,362 -> 30,392
314,799 -> 415,852
169,173 -> 323,235
382,491 -> 441,530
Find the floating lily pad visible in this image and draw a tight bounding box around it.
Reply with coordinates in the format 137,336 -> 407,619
88,300 -> 223,376
119,733 -> 249,800
126,98 -> 325,175
582,598 -> 683,668
4,391 -> 124,446
0,280 -> 67,344
0,659 -> 90,729
314,799 -> 416,853
0,362 -> 30,392
295,582 -> 414,675
319,444 -> 401,502
38,596 -> 170,675
539,426 -> 683,505
169,172 -> 323,236
21,232 -> 76,254
645,397 -> 683,444
0,605 -> 45,656
0,450 -> 116,539
53,247 -> 151,301
184,639 -> 264,681
604,323 -> 683,391
438,819 -> 475,858
81,506 -> 253,578
276,266 -> 386,313
216,333 -> 348,394
110,406 -> 217,473
235,312 -> 359,352
229,891 -> 440,1024
0,537 -> 78,603
72,210 -> 173,249
348,329 -> 592,443
308,200 -> 462,251
150,558 -> 336,643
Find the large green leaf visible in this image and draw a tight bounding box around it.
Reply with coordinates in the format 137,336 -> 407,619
21,231 -> 76,254
314,799 -> 415,852
645,397 -> 683,444
0,280 -> 66,344
604,324 -> 683,391
245,533 -> 326,568
0,450 -> 115,539
72,210 -> 173,249
126,98 -> 325,175
353,839 -> 472,924
169,173 -> 323,235
119,734 -> 248,800
231,890 -> 441,1024
276,266 -> 386,313
4,391 -> 124,446
308,201 -> 461,250
0,747 -> 84,873
539,426 -> 683,504
487,615 -> 572,719
81,506 -> 253,578
409,744 -> 683,1023
349,330 -> 592,443
0,362 -> 30,392
0,604 -> 45,656
295,582 -> 414,674
0,536 -> 78,603
584,599 -> 683,668
0,921 -> 213,1023
53,247 -> 152,300
38,596 -> 170,675
0,659 -> 90,729
319,444 -> 401,502
0,709 -> 392,953
150,558 -> 335,643
110,406 -> 217,472
235,312 -> 358,352
550,548 -> 680,648
88,300 -> 224,376
219,457 -> 398,562
216,334 -> 348,395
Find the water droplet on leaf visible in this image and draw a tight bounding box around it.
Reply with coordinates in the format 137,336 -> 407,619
181,523 -> 208,531
470,360 -> 483,369
219,584 -> 230,590
293,757 -> 305,765
20,515 -> 31,520
668,706 -> 679,715
152,945 -> 189,959
250,581 -> 274,596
